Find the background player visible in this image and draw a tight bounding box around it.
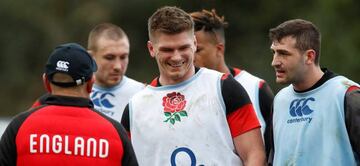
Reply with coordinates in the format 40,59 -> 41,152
268,19 -> 360,165
190,9 -> 274,139
88,23 -> 145,121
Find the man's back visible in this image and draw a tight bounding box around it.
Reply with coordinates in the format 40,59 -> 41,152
231,68 -> 273,136
0,95 -> 137,165
1,43 -> 138,166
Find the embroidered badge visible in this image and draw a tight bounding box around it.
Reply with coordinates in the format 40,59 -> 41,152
162,92 -> 188,125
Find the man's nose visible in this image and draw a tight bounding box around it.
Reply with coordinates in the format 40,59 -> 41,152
171,50 -> 182,61
271,55 -> 281,67
113,59 -> 123,70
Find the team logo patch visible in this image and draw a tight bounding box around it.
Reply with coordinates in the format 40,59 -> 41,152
287,97 -> 315,124
162,92 -> 188,125
56,60 -> 69,72
91,91 -> 116,116
91,91 -> 115,108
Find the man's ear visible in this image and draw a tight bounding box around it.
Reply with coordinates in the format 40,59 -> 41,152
147,41 -> 156,58
216,43 -> 225,57
86,75 -> 95,93
305,49 -> 316,65
42,73 -> 52,93
193,35 -> 197,52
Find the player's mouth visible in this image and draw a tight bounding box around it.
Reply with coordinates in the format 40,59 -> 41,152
168,62 -> 184,68
109,73 -> 121,79
275,69 -> 286,78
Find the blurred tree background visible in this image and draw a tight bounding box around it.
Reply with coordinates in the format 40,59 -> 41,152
0,0 -> 359,116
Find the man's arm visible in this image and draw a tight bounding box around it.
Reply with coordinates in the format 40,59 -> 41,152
345,86 -> 360,157
258,81 -> 275,163
221,74 -> 266,165
0,109 -> 35,166
96,106 -> 138,165
264,107 -> 274,165
0,121 -> 18,166
258,81 -> 274,125
234,128 -> 265,166
113,121 -> 138,166
121,104 -> 131,136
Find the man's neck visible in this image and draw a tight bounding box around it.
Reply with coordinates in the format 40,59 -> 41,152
159,66 -> 195,86
51,87 -> 90,98
293,66 -> 324,91
217,63 -> 231,74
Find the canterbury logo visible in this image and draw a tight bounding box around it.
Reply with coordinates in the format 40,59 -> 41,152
56,61 -> 69,71
91,91 -> 115,109
289,97 -> 315,117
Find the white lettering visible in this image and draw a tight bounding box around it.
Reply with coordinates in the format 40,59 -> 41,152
52,135 -> 62,153
87,138 -> 97,157
30,134 -> 37,153
29,134 -> 109,158
64,136 -> 72,155
74,137 -> 84,156
99,139 -> 109,158
39,134 -> 50,153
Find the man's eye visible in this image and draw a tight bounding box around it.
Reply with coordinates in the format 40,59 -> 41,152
104,56 -> 114,60
196,48 -> 201,53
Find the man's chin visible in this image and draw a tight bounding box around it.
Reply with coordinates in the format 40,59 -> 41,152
276,78 -> 289,85
106,80 -> 122,87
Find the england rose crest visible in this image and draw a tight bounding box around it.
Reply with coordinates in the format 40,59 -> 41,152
162,92 -> 188,125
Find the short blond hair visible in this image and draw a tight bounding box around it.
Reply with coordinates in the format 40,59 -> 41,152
88,23 -> 127,51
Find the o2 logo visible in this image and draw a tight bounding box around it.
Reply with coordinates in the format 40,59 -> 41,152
91,91 -> 115,108
289,97 -> 315,117
170,147 -> 204,166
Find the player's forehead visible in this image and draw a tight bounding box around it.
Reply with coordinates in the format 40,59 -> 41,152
154,31 -> 195,48
95,37 -> 129,54
271,36 -> 297,50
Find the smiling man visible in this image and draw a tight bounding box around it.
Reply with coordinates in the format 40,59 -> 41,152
121,6 -> 265,166
268,19 -> 360,165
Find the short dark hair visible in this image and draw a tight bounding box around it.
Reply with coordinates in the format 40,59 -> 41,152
190,9 -> 228,44
269,19 -> 321,64
88,23 -> 127,51
148,6 -> 194,41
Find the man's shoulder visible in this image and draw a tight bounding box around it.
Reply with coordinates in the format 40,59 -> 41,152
201,67 -> 223,75
124,76 -> 145,85
123,76 -> 146,89
235,70 -> 263,81
274,84 -> 293,98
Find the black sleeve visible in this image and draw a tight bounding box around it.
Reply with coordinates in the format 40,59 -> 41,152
116,123 -> 138,166
344,87 -> 360,158
259,81 -> 274,161
0,119 -> 19,166
121,104 -> 130,132
221,74 -> 252,114
0,107 -> 40,166
93,108 -> 138,166
264,107 -> 274,165
258,81 -> 274,124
